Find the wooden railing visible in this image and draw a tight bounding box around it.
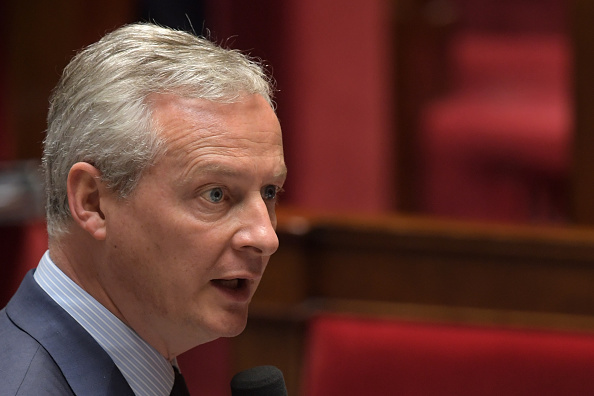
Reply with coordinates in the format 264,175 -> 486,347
231,208 -> 594,394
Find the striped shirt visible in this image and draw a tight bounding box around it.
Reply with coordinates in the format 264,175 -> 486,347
34,251 -> 175,396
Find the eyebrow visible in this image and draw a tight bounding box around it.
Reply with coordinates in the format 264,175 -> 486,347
197,163 -> 242,177
184,162 -> 287,182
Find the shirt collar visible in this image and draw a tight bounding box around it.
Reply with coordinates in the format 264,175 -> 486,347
34,251 -> 175,396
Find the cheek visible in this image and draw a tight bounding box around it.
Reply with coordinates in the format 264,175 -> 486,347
105,198 -> 237,288
111,209 -> 182,259
103,218 -> 172,293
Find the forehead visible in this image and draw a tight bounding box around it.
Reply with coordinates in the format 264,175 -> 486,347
151,93 -> 280,138
149,93 -> 284,175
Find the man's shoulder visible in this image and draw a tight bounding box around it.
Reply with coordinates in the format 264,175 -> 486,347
0,308 -> 74,395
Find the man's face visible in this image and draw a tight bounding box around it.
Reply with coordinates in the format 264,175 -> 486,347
98,94 -> 286,358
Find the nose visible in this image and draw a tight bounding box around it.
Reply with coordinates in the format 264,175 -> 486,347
232,196 -> 279,257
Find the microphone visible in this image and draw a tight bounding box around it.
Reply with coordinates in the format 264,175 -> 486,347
230,365 -> 288,396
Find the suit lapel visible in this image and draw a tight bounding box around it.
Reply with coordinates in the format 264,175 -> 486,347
6,270 -> 134,396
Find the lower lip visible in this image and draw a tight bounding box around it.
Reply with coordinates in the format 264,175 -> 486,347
211,279 -> 253,303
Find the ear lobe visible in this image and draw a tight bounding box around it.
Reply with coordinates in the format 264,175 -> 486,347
67,162 -> 107,240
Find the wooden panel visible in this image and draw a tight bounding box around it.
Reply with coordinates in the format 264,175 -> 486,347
307,221 -> 594,315
233,208 -> 594,394
258,209 -> 594,315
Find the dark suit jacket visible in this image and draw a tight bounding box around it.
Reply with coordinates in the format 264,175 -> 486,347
0,270 -> 134,395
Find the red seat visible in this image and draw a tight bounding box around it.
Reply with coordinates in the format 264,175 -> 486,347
302,314 -> 594,395
419,32 -> 571,223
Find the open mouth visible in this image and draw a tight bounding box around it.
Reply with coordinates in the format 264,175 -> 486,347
211,278 -> 252,302
211,278 -> 247,290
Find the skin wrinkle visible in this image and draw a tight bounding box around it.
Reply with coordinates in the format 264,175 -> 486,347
44,24 -> 275,237
24,32 -> 291,395
49,92 -> 285,361
88,93 -> 286,359
152,96 -> 285,188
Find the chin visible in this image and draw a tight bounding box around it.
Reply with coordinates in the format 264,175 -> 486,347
221,318 -> 249,338
207,310 -> 249,339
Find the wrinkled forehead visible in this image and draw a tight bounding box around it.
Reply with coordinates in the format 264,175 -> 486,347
149,93 -> 283,167
151,93 -> 280,135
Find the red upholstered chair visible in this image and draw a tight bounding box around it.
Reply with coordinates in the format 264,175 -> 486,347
301,314 -> 594,396
419,32 -> 571,223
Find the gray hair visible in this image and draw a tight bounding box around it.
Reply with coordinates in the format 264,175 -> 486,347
43,23 -> 274,238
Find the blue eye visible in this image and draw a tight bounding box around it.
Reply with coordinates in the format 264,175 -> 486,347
206,187 -> 225,203
262,185 -> 278,201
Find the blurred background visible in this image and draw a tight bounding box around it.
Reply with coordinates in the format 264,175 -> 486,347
4,0 -> 594,224
3,0 -> 594,395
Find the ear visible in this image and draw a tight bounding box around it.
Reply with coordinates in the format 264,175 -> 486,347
67,162 -> 108,240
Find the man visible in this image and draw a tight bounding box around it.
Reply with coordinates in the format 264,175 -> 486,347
0,23 -> 286,395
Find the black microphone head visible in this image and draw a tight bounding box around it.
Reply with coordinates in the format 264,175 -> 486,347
230,365 -> 288,396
